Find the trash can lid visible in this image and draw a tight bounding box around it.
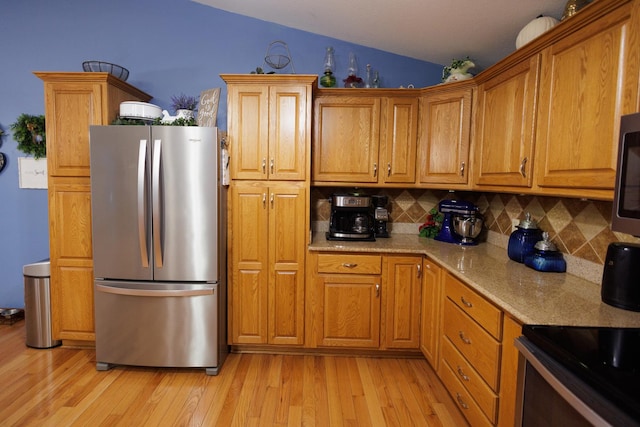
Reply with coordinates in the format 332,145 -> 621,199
23,259 -> 50,277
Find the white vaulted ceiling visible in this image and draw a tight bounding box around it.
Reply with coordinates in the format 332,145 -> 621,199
193,0 -> 568,68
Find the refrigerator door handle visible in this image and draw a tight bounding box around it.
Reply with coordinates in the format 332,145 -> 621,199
137,139 -> 149,268
152,138 -> 163,268
96,283 -> 215,297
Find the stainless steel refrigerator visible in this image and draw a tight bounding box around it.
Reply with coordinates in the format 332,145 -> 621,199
89,125 -> 227,375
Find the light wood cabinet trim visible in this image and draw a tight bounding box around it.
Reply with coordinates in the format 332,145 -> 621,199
444,273 -> 503,339
420,257 -> 443,369
498,315 -> 523,427
317,254 -> 382,274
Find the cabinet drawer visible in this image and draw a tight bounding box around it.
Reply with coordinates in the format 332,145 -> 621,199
440,359 -> 493,427
443,299 -> 501,390
441,336 -> 498,422
317,254 -> 382,274
444,273 -> 502,339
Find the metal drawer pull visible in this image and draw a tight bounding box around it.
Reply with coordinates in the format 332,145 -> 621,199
417,264 -> 422,278
460,161 -> 465,177
375,283 -> 380,297
458,331 -> 472,345
387,163 -> 391,176
460,296 -> 473,308
456,393 -> 469,410
520,157 -> 528,178
262,158 -> 266,174
373,163 -> 378,177
342,263 -> 358,268
270,158 -> 274,174
457,366 -> 470,381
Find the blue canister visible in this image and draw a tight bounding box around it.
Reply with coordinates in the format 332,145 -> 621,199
508,213 -> 543,263
524,232 -> 567,273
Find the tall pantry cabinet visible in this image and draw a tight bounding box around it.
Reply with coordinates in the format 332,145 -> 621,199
35,72 -> 151,343
222,74 -> 317,347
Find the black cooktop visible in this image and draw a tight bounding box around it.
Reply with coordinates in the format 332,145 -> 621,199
523,325 -> 640,422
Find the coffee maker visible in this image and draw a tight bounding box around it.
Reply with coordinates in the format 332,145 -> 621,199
434,199 -> 483,245
371,195 -> 390,238
326,193 -> 375,241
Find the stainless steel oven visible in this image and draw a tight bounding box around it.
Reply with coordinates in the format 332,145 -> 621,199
515,325 -> 640,427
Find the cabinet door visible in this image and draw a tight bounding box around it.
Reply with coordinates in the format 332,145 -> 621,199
420,258 -> 442,369
268,184 -> 307,345
380,97 -> 418,184
317,274 -> 381,348
228,85 -> 269,180
48,179 -> 95,340
418,87 -> 472,186
230,183 -> 269,344
269,85 -> 308,180
474,55 -> 540,188
535,6 -> 631,192
312,96 -> 381,183
44,82 -> 103,177
383,256 -> 422,349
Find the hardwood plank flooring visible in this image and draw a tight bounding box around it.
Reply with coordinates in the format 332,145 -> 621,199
0,321 -> 468,426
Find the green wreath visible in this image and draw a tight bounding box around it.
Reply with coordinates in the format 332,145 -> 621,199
10,114 -> 46,159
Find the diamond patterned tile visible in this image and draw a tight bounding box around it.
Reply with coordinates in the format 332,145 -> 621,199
405,202 -> 428,222
394,190 -> 417,211
546,201 -> 573,233
504,196 -> 523,220
489,194 -> 505,220
558,222 -> 587,254
522,198 -> 546,222
573,203 -> 608,241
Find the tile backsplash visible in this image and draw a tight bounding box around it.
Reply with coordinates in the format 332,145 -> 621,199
312,187 -> 640,280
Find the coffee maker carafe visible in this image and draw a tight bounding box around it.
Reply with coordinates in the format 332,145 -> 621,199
371,195 -> 390,238
434,199 -> 483,245
327,193 -> 375,241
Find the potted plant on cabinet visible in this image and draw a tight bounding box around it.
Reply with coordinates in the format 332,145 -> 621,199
170,94 -> 199,120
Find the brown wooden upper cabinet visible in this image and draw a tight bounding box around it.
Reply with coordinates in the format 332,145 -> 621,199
473,55 -> 540,190
534,2 -> 636,197
222,74 -> 316,181
312,90 -> 418,186
418,83 -> 474,188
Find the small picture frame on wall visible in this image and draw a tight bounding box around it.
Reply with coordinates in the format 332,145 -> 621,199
18,157 -> 47,189
197,88 -> 221,127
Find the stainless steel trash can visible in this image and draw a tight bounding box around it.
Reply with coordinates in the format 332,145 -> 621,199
23,260 -> 61,348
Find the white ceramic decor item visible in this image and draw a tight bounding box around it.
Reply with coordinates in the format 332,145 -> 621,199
516,15 -> 559,49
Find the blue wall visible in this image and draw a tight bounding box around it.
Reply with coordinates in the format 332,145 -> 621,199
0,0 -> 443,308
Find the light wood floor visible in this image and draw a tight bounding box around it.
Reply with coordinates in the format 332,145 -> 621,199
0,321 -> 468,426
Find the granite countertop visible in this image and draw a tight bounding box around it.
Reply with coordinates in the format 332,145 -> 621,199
309,233 -> 640,328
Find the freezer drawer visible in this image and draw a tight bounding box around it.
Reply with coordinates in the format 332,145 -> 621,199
95,280 -> 221,374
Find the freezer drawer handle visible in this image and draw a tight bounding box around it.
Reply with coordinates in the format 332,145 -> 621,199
152,139 -> 163,268
96,284 -> 215,297
137,139 -> 149,268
